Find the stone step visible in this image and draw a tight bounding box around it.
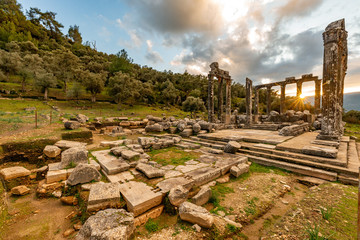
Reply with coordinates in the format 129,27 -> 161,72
240,143 -> 347,167
181,139 -> 224,150
347,140 -> 360,171
91,150 -> 130,175
175,142 -> 201,150
189,136 -> 227,146
240,148 -> 358,178
244,154 -> 337,181
244,124 -> 280,131
337,174 -> 359,185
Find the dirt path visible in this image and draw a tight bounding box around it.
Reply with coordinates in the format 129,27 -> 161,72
241,182 -> 308,239
3,189 -> 76,240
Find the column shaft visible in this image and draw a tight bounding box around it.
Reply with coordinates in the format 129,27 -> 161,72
266,86 -> 271,115
218,78 -> 223,121
225,79 -> 231,124
280,84 -> 286,114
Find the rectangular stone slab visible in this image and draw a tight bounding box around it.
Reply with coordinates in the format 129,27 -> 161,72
46,169 -> 67,184
92,150 -> 130,174
118,181 -> 163,216
0,166 -> 30,180
185,167 -> 221,186
302,145 -> 338,159
87,182 -> 121,211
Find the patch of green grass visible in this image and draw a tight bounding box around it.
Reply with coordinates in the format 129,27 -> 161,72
145,218 -> 160,233
320,206 -> 333,220
209,184 -> 235,215
64,161 -> 77,169
148,147 -> 201,166
249,163 -> 288,176
344,123 -> 360,141
244,197 -> 259,216
305,224 -> 328,240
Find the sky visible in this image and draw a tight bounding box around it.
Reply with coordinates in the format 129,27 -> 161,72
18,0 -> 360,97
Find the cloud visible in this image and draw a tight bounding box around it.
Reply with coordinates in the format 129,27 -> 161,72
276,0 -> 324,20
125,0 -> 223,35
145,40 -> 163,64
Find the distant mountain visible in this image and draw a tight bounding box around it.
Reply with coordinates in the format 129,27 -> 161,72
303,92 -> 360,112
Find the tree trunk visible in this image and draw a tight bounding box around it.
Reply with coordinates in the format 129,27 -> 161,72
44,88 -> 48,100
64,81 -> 67,93
91,94 -> 96,103
21,78 -> 25,93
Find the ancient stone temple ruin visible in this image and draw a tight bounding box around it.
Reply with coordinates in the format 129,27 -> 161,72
207,62 -> 232,124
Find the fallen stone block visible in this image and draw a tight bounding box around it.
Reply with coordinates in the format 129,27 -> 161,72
64,121 -> 80,130
119,181 -> 163,216
224,141 -> 241,154
145,123 -> 163,132
231,163 -> 249,178
186,167 -> 221,187
46,169 -> 67,184
168,185 -> 189,206
87,182 -> 122,212
179,202 -> 214,228
66,164 -> 101,186
55,140 -> 87,149
156,177 -> 194,194
214,156 -> 247,175
134,205 -> 164,227
0,166 -> 31,180
208,149 -> 223,154
100,140 -> 124,148
192,186 -> 211,206
59,147 -> 88,169
121,150 -> 140,161
302,145 -> 338,158
103,170 -> 134,183
179,129 -> 193,138
92,150 -> 130,175
43,145 -> 61,158
11,185 -> 30,196
76,209 -> 134,240
110,146 -> 128,156
136,163 -> 165,178
89,160 -> 101,171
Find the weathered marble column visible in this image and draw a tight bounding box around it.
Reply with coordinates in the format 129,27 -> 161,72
280,84 -> 286,114
245,78 -> 253,125
314,79 -> 321,114
318,19 -> 347,141
218,78 -> 223,121
225,78 -> 231,124
208,74 -> 215,123
254,88 -> 259,122
266,86 -> 271,115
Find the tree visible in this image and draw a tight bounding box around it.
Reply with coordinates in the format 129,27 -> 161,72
27,7 -> 63,40
67,81 -> 83,103
34,69 -> 56,100
161,80 -> 178,105
68,25 -> 82,43
0,49 -> 21,81
18,54 -> 41,92
182,96 -> 206,118
108,72 -> 141,104
109,49 -> 133,74
81,70 -> 105,102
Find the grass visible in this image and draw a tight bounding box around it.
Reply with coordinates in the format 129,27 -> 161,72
145,218 -> 160,233
244,197 -> 259,216
64,161 -> 77,169
148,147 -> 202,166
344,123 -> 360,141
209,184 -> 235,215
0,182 -> 10,239
320,206 -> 333,220
305,224 -> 328,240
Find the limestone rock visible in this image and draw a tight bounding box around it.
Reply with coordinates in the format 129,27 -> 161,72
59,147 -> 88,169
177,122 -> 186,132
11,185 -> 30,195
61,196 -> 78,205
136,163 -> 165,178
230,163 -> 249,178
192,123 -> 201,133
121,150 -> 140,161
224,141 -> 241,154
179,202 -> 214,228
87,182 -> 122,212
110,146 -> 128,156
64,121 -> 80,130
145,123 -> 163,132
0,166 -> 30,180
55,140 -> 87,149
302,145 -> 338,158
76,209 -> 134,240
179,129 -> 193,138
66,164 -> 101,186
168,185 -> 189,207
192,186 -> 211,206
76,114 -> 88,123
43,145 -> 61,158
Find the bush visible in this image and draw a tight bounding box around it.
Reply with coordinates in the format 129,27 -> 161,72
343,110 -> 360,124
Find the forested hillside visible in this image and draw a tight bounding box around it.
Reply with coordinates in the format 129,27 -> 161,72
0,0 -> 312,114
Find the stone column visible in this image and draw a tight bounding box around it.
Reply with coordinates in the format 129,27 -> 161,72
207,74 -> 214,123
314,79 -> 321,114
280,84 -> 286,114
254,88 -> 259,122
218,78 -> 223,122
266,86 -> 271,115
318,19 -> 347,141
245,78 -> 253,125
225,78 -> 231,124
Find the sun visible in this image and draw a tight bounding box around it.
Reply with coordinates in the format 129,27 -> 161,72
299,93 -> 305,99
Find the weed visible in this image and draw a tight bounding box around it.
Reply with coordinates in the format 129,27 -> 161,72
320,207 -> 333,220
244,197 -> 258,216
305,224 -> 327,240
64,161 -> 77,169
226,224 -> 238,233
145,218 -> 159,233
